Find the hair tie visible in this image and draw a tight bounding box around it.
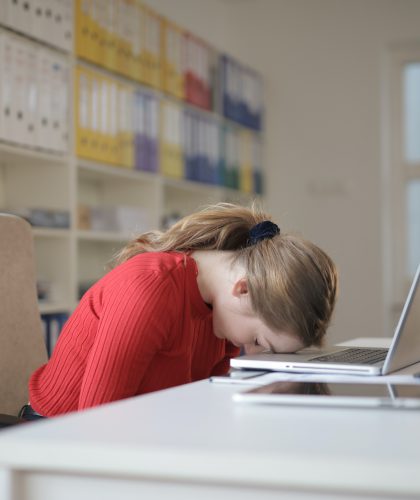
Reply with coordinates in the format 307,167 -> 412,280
248,220 -> 280,246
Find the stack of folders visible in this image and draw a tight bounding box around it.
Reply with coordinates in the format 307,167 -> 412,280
183,110 -> 221,185
160,19 -> 185,101
75,0 -> 161,88
184,33 -> 215,111
75,64 -> 137,168
0,0 -> 73,52
220,54 -> 263,132
0,30 -> 69,153
133,90 -> 159,173
221,125 -> 263,195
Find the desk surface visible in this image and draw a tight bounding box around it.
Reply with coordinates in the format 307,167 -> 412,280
1,338 -> 420,499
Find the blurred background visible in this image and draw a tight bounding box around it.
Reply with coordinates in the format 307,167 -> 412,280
151,0 -> 420,345
0,0 -> 419,352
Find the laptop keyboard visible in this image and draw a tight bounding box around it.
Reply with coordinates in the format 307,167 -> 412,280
308,347 -> 389,365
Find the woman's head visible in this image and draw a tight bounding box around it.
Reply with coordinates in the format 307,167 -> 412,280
235,230 -> 338,347
113,202 -> 338,347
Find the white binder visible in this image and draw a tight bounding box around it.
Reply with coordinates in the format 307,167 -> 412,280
0,34 -> 16,143
24,41 -> 39,148
48,51 -> 69,152
10,36 -> 28,145
54,0 -> 73,52
36,47 -> 52,150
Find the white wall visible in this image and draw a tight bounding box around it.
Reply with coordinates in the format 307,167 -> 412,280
145,0 -> 420,344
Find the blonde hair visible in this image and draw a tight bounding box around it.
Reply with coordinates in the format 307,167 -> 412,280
112,203 -> 338,347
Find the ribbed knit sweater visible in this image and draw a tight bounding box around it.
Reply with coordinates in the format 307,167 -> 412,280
29,252 -> 239,416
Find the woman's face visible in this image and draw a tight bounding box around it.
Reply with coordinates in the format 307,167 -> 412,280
211,289 -> 304,354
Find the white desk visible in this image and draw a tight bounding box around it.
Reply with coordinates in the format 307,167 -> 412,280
1,339 -> 420,500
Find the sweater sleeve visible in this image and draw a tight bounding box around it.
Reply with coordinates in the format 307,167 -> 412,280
78,269 -> 174,410
210,341 -> 240,376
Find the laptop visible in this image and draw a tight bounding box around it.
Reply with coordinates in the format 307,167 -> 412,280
231,263 -> 420,376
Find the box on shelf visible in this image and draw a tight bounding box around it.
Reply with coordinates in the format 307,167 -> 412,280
78,204 -> 150,234
3,207 -> 70,228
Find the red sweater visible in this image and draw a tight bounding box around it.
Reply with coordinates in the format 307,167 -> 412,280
29,252 -> 239,416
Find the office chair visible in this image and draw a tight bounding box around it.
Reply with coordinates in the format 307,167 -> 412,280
0,214 -> 48,427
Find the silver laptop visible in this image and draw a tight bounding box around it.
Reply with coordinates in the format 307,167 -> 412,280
231,264 -> 420,376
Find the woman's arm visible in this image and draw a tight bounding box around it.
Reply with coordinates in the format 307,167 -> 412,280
78,272 -> 173,409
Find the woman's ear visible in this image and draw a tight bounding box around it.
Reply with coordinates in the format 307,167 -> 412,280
232,278 -> 248,298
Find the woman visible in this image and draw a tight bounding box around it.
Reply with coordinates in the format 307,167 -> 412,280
28,203 -> 338,416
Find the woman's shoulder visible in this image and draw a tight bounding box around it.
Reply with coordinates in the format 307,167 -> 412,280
114,251 -> 189,277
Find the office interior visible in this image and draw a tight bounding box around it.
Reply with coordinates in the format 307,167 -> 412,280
0,0 -> 420,356
148,0 -> 420,347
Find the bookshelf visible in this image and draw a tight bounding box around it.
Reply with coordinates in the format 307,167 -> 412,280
0,1 -> 264,320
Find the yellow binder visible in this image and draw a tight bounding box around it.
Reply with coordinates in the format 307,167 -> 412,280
160,100 -> 184,179
142,5 -> 162,89
161,18 -> 185,100
75,0 -> 93,61
75,65 -> 93,160
239,130 -> 253,193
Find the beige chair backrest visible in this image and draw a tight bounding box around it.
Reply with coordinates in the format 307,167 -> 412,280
0,214 -> 48,415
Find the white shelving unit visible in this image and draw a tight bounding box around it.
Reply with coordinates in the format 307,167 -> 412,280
0,8 -> 263,318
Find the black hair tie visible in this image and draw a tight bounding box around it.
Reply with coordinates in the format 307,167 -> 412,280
248,220 -> 280,246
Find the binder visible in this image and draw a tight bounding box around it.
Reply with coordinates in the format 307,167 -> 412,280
224,126 -> 239,190
75,65 -> 93,160
145,94 -> 159,173
32,0 -> 49,44
60,0 -> 74,52
90,0 -> 104,65
183,109 -> 195,181
108,78 -> 119,164
239,129 -> 253,193
197,117 -> 209,183
0,33 -> 14,143
97,73 -> 111,163
142,5 -> 161,89
49,0 -> 73,52
208,119 -> 221,185
161,18 -> 185,99
129,0 -> 143,82
252,135 -> 263,195
115,0 -> 131,78
217,123 -> 226,187
89,70 -> 102,159
94,0 -> 108,67
10,36 -> 27,146
37,47 -> 51,150
117,82 -> 134,168
160,100 -> 183,179
104,0 -> 117,72
24,41 -> 38,148
75,0 -> 93,61
49,51 -> 69,153
133,90 -> 147,171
